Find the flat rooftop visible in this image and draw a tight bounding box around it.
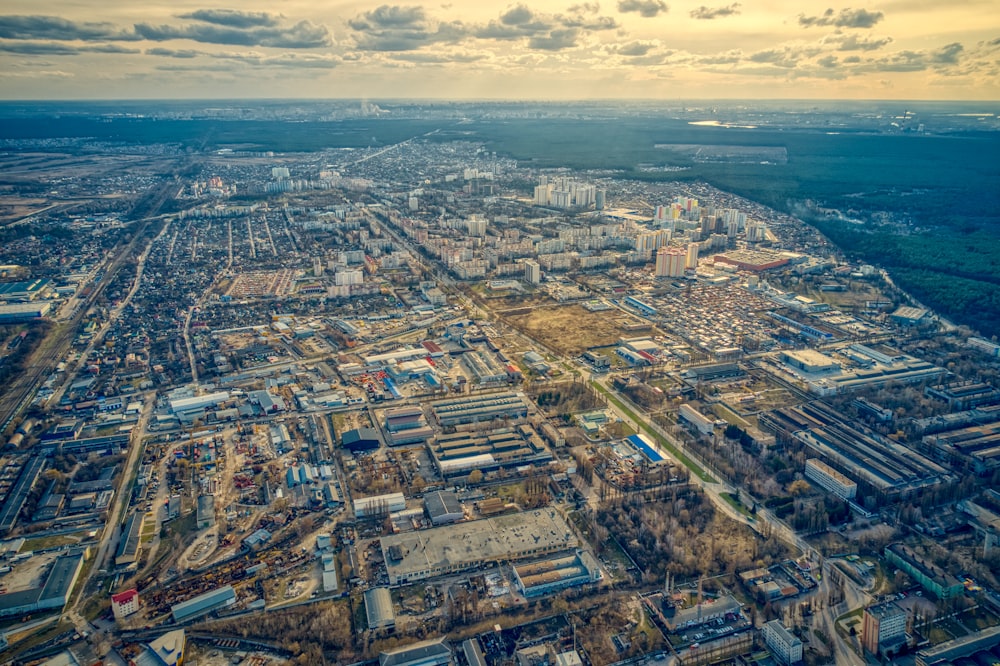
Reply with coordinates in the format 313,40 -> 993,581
381,509 -> 577,582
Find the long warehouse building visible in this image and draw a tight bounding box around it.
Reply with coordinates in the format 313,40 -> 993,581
764,402 -> 949,505
430,392 -> 529,426
380,509 -> 577,585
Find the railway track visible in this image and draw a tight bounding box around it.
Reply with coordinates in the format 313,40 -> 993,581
0,165 -> 190,436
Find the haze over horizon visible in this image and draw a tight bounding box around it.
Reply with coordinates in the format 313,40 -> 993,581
1,0 -> 998,101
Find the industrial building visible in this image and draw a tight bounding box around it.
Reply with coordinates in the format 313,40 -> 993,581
0,302 -> 51,323
463,639 -> 487,666
0,278 -> 52,302
678,404 -> 715,436
355,492 -> 406,519
384,406 -> 434,446
626,433 -> 672,464
427,425 -> 551,477
967,337 -> 1000,357
365,587 -> 396,630
623,296 -> 656,316
890,306 -> 929,326
884,544 -> 964,599
923,418 -> 1000,475
666,594 -> 744,632
762,402 -> 948,505
116,511 -> 144,568
762,620 -> 803,665
780,350 -> 840,375
196,495 -> 215,529
806,351 -> 943,395
713,249 -> 789,272
170,584 -> 236,623
379,638 -> 452,666
0,552 -> 85,618
916,625 -> 1000,666
430,392 -> 528,426
168,391 -> 230,415
925,381 -> 1000,410
804,458 -> 857,500
861,601 -> 908,657
364,347 -> 434,368
380,509 -> 577,585
424,490 -> 464,525
134,628 -> 186,666
343,427 -> 381,452
462,350 -> 508,384
684,363 -> 743,382
512,550 -> 601,598
0,454 -> 47,535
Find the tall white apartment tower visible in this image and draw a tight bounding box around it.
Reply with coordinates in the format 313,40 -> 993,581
523,259 -> 541,285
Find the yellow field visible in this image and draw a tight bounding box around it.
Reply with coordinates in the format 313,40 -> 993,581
502,304 -> 656,355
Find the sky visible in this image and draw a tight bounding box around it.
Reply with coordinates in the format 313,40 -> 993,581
0,1 -> 998,100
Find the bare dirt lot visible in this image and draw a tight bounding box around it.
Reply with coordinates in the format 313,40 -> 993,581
501,304 -> 658,356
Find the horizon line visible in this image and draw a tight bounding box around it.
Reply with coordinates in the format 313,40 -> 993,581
1,97 -> 999,105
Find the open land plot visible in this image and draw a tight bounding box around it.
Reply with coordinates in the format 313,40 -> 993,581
0,152 -> 168,180
502,304 -> 657,356
655,143 -> 789,164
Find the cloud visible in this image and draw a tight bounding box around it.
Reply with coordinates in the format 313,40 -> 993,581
817,54 -> 838,68
689,50 -> 742,65
134,20 -> 330,48
389,50 -> 488,63
177,10 -> 280,29
348,5 -> 427,30
157,50 -> 341,70
471,4 -> 618,51
349,5 -> 470,50
501,5 -> 535,26
799,8 -> 884,29
863,50 -> 928,72
826,34 -> 893,51
0,11 -> 332,51
748,48 -> 798,67
0,68 -> 73,78
0,15 -> 140,41
560,13 -> 618,30
529,28 -> 580,50
617,0 -> 668,18
244,53 -> 340,68
932,42 -> 963,65
146,47 -> 205,58
849,42 -> 965,73
568,2 -> 602,13
613,40 -> 655,56
689,4 -> 741,20
0,40 -> 139,55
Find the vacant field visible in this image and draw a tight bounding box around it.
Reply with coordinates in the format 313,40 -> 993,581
502,304 -> 655,356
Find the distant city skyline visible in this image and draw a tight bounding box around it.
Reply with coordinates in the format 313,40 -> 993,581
1,1 -> 998,100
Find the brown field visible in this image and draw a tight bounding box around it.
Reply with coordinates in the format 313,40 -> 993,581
501,303 -> 657,355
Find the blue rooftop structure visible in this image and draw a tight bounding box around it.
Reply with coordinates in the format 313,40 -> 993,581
383,377 -> 402,399
627,434 -> 668,463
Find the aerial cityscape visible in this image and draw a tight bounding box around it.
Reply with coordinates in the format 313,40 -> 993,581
0,95 -> 997,666
0,3 -> 999,666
